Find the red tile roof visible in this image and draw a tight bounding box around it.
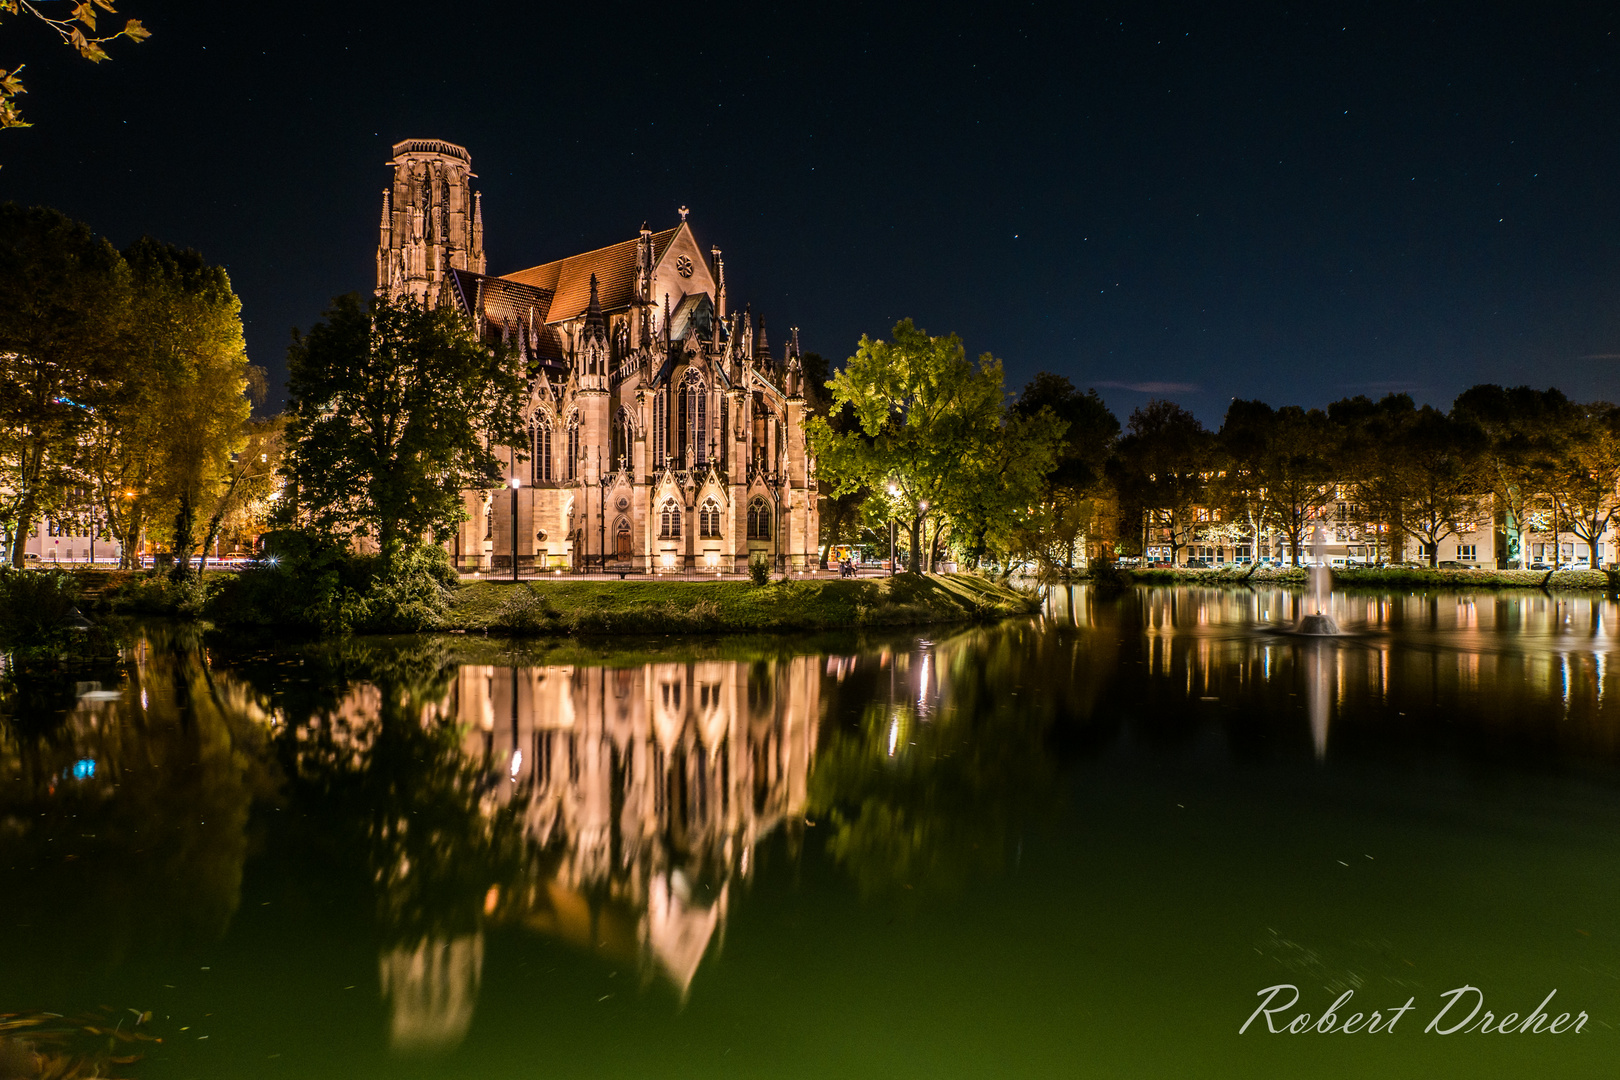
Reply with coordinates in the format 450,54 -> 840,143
501,227 -> 679,325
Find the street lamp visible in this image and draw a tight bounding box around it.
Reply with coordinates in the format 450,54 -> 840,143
887,482 -> 900,576
918,499 -> 930,574
509,476 -> 521,582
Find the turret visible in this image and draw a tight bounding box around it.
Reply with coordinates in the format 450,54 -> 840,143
755,318 -> 773,374
580,274 -> 608,391
377,138 -> 481,305
785,327 -> 803,399
711,246 -> 727,319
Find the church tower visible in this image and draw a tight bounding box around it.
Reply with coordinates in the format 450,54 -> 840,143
376,138 -> 486,305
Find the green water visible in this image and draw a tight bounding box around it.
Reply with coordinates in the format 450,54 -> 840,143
3,585 -> 1619,1078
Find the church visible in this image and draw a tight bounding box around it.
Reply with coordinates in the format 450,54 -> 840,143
375,138 -> 819,573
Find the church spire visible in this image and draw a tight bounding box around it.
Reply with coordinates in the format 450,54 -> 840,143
583,273 -> 606,341
711,246 -> 727,319
755,317 -> 773,371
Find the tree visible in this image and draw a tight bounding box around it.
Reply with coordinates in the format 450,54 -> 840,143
808,319 -> 1031,575
198,412 -> 282,569
117,238 -> 254,576
1006,374 -> 1119,577
1221,401 -> 1337,568
1400,406 -> 1482,567
280,292 -> 526,570
0,203 -> 129,566
1328,394 -> 1417,565
1451,385 -> 1569,569
942,404 -> 1064,571
1112,400 -> 1212,565
1,0 -> 149,129
1549,402 -> 1620,569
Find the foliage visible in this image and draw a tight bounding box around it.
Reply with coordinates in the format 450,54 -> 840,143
1005,374 -> 1119,577
748,552 -> 771,586
0,566 -> 80,644
0,0 -> 150,130
280,292 -> 526,570
206,533 -> 457,635
105,567 -> 211,617
1110,399 -> 1213,564
0,204 -> 129,566
808,319 -> 1061,574
1548,401 -> 1620,567
1451,385 -> 1570,568
95,237 -> 255,576
1217,399 -> 1336,567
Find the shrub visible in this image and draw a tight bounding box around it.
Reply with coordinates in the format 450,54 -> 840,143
493,585 -> 557,634
107,572 -> 212,618
748,555 -> 771,587
206,532 -> 454,634
0,568 -> 82,644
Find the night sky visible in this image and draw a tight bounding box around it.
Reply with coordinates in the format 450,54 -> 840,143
5,1 -> 1619,423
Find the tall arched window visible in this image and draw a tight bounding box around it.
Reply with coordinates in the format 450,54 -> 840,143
531,416 -> 552,483
680,372 -> 706,469
747,498 -> 771,540
653,391 -> 667,469
612,408 -> 634,471
694,384 -> 708,466
660,500 -> 682,539
700,500 -> 721,538
566,412 -> 580,480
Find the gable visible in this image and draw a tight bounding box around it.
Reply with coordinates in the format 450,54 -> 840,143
651,222 -> 718,315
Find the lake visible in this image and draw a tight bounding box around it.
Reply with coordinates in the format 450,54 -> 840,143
2,584 -> 1618,1079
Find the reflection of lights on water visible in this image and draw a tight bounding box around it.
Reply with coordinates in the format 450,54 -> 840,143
917,652 -> 930,710
510,749 -> 523,780
139,689 -> 148,711
887,719 -> 899,756
68,758 -> 96,780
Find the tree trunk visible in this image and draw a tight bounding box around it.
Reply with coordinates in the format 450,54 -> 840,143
9,443 -> 43,568
906,516 -> 922,575
171,491 -> 198,579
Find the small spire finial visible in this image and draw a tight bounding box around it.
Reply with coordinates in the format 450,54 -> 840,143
678,205 -> 690,222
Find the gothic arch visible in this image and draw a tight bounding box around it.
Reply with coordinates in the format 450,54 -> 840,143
565,409 -> 581,480
659,498 -> 683,539
530,412 -> 553,483
747,496 -> 772,541
699,498 -> 722,538
611,406 -> 636,471
679,369 -> 708,468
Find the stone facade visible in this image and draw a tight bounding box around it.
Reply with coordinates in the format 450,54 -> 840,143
375,138 -> 819,573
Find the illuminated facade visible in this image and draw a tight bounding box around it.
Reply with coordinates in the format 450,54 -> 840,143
375,138 -> 819,573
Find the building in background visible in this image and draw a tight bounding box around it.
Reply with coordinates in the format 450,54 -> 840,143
375,138 -> 819,573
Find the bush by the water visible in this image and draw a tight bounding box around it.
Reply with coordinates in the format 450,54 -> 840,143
107,571 -> 212,617
748,555 -> 771,586
0,568 -> 82,645
206,532 -> 456,634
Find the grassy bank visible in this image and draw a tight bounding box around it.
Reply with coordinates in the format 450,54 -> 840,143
1117,565 -> 1612,591
446,573 -> 1038,635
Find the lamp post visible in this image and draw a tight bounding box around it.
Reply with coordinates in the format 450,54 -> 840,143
509,476 -> 521,582
918,499 -> 930,573
887,482 -> 899,576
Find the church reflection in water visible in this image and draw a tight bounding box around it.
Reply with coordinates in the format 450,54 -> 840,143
375,655 -> 821,1051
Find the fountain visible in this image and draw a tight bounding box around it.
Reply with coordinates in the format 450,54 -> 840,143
1293,523 -> 1342,636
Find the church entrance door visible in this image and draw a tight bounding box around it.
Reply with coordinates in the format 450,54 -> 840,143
615,523 -> 632,561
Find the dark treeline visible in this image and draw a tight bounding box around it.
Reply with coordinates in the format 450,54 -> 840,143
812,330 -> 1613,575
1037,384 -> 1612,572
